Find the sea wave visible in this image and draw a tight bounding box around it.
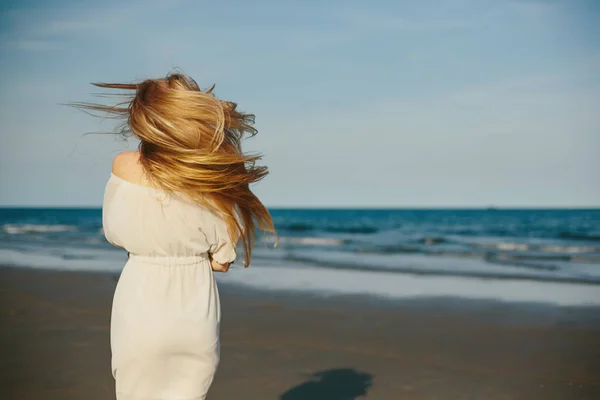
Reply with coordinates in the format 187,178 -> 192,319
347,242 -> 600,264
275,223 -> 600,243
418,237 -> 448,245
2,224 -> 78,235
281,253 -> 600,284
559,232 -> 600,241
324,226 -> 378,234
277,223 -> 378,234
276,237 -> 346,246
283,223 -> 314,232
541,245 -> 599,253
470,241 -> 600,254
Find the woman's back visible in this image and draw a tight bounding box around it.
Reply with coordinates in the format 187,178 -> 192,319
103,151 -> 236,263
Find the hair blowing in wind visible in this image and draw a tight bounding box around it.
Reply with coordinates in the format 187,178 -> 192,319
71,72 -> 277,267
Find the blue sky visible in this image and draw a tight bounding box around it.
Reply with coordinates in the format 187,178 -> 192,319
0,0 -> 598,207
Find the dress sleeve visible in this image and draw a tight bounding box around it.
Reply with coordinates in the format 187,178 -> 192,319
102,178 -> 123,249
206,212 -> 238,264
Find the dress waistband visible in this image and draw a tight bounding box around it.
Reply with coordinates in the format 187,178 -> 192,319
128,253 -> 210,266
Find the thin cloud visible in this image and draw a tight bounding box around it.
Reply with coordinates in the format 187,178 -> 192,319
2,39 -> 57,51
339,11 -> 474,32
335,0 -> 564,34
0,0 -> 182,51
41,17 -> 110,36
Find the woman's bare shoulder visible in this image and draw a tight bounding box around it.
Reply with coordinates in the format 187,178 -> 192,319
111,150 -> 149,185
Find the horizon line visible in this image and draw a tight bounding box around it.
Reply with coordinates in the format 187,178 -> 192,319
1,205 -> 599,210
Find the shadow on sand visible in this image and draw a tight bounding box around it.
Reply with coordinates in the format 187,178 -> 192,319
280,368 -> 373,400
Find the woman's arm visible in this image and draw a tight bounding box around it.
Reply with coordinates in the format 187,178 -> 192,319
209,254 -> 232,273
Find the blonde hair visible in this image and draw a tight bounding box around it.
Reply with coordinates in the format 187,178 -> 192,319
72,72 -> 277,266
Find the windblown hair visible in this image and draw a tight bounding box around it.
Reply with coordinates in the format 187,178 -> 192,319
71,72 -> 277,267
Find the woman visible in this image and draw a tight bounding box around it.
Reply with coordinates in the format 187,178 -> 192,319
73,72 -> 276,399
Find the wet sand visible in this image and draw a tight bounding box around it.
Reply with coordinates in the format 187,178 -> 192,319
1,265 -> 600,399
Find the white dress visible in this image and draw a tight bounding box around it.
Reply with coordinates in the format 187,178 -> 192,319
102,172 -> 237,400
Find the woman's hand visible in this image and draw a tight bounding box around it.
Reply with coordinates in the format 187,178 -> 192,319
209,255 -> 232,273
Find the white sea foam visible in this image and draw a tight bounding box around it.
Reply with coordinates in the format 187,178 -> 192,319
542,245 -> 598,253
0,248 -> 125,273
472,240 -> 599,254
216,264 -> 600,307
2,224 -> 77,234
276,236 -> 345,246
494,243 -> 531,251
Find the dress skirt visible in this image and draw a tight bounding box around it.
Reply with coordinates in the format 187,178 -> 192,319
110,254 -> 221,400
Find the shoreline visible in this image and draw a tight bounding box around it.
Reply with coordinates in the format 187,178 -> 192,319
4,255 -> 600,307
2,265 -> 600,399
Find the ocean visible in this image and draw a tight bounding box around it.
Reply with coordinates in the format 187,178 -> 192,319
2,208 -> 600,305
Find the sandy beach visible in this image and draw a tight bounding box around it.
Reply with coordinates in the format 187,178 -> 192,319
1,265 -> 600,400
